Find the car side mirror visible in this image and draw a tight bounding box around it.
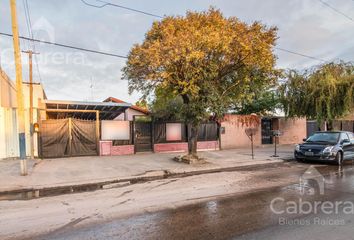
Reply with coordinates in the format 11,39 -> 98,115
302,138 -> 307,142
342,139 -> 350,144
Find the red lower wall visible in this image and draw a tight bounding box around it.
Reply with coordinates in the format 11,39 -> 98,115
154,141 -> 219,153
99,141 -> 134,156
100,141 -> 219,155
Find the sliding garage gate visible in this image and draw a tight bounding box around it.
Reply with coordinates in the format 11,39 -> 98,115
40,118 -> 97,158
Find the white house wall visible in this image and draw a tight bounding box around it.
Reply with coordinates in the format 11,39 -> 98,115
0,108 -> 6,158
115,108 -> 146,121
0,70 -> 45,159
0,107 -> 19,158
0,70 -> 19,159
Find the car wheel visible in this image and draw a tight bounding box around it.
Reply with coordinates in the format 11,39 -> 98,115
294,153 -> 302,162
336,152 -> 343,166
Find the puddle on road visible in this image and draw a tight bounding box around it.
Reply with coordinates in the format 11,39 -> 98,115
0,192 -> 30,201
282,183 -> 315,195
2,164 -> 353,202
0,184 -> 105,201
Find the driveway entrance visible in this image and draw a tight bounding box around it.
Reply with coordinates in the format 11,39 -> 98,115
40,118 -> 97,158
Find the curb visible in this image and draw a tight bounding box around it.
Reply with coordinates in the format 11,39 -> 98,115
0,161 -> 284,201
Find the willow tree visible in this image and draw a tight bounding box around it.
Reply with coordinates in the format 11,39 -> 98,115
123,8 -> 278,161
280,62 -> 354,129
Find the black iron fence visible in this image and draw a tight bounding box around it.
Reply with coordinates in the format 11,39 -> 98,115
307,120 -> 354,137
153,121 -> 218,144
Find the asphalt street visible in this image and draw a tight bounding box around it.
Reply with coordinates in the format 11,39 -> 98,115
28,162 -> 354,240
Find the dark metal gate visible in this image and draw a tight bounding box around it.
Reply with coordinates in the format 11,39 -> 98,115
261,119 -> 273,144
40,119 -> 70,158
40,118 -> 97,158
306,121 -> 318,138
134,117 -> 152,152
70,119 -> 97,156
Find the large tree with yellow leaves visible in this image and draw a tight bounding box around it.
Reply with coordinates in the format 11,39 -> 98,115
123,8 -> 278,160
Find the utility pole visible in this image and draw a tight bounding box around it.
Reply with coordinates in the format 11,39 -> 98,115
10,0 -> 27,175
22,50 -> 39,160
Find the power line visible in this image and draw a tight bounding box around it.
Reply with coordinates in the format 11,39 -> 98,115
317,0 -> 354,22
1,31 -> 326,63
0,32 -> 128,58
23,0 -> 31,42
23,0 -> 43,83
80,0 -> 163,18
80,0 -> 326,63
6,0 -> 326,64
275,47 -> 326,62
23,0 -> 35,49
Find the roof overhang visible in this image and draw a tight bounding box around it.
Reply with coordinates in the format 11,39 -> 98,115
44,100 -> 131,120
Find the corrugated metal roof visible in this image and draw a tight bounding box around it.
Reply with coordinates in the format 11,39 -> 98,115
44,100 -> 131,120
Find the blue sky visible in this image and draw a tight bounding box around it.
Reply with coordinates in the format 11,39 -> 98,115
0,0 -> 353,104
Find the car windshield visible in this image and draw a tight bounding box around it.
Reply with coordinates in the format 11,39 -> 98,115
306,132 -> 339,144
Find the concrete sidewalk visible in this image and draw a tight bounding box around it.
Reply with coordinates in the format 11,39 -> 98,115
0,145 -> 294,196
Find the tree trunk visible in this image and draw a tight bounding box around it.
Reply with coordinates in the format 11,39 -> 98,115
327,120 -> 333,131
187,122 -> 199,158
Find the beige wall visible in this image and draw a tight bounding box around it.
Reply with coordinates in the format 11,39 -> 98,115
20,83 -> 45,157
0,70 -> 19,158
0,69 -> 17,108
0,70 -> 45,159
278,118 -> 307,144
220,115 -> 306,149
22,83 -> 46,109
220,115 -> 262,149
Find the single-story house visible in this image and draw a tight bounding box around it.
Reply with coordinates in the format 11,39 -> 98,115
0,68 -> 46,159
103,97 -> 149,121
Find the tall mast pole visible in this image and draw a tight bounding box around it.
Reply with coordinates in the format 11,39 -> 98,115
10,0 -> 27,175
22,50 -> 39,160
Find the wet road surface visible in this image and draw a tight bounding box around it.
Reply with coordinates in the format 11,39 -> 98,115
33,162 -> 354,240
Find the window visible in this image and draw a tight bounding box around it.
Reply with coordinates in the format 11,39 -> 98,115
339,133 -> 350,142
307,132 -> 339,144
347,132 -> 354,141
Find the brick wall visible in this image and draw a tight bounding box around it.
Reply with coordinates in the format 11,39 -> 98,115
220,115 -> 307,149
100,141 -> 112,156
154,142 -> 188,153
99,141 -> 134,156
154,141 -> 219,153
111,145 -> 134,156
197,141 -> 219,150
278,118 -> 307,144
220,115 -> 262,149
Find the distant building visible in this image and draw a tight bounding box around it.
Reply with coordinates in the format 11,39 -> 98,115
0,69 -> 46,159
103,97 -> 149,121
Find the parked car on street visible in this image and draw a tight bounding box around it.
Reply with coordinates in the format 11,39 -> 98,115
294,131 -> 354,165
